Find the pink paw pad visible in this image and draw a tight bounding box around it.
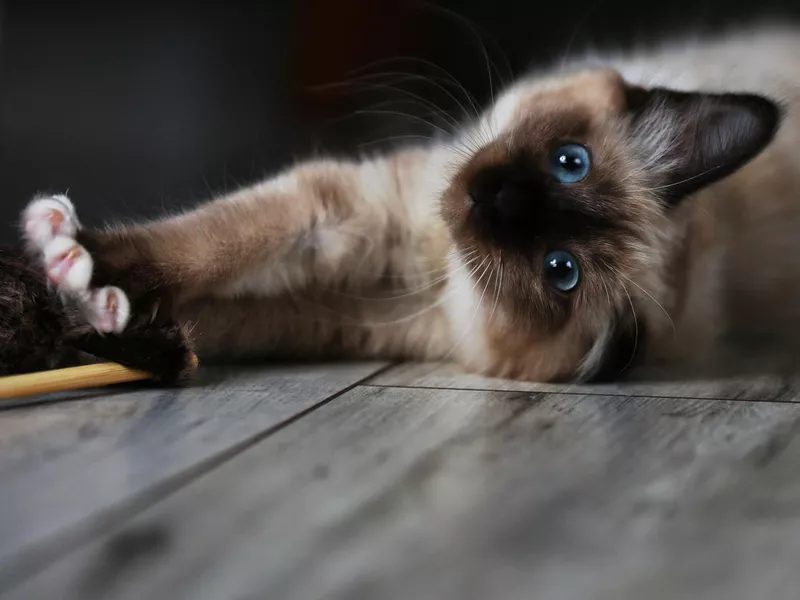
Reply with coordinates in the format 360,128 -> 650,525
23,195 -> 78,248
86,287 -> 131,333
43,236 -> 93,292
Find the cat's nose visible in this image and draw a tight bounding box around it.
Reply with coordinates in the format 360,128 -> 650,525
469,173 -> 528,216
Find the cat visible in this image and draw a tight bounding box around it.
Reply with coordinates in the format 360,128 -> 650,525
18,24 -> 800,383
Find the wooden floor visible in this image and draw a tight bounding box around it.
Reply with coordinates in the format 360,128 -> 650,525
2,361 -> 800,599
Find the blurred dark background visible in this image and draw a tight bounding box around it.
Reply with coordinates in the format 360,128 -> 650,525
1,0 -> 798,242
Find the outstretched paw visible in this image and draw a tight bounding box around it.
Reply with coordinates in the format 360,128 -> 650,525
22,194 -> 131,333
23,194 -> 80,247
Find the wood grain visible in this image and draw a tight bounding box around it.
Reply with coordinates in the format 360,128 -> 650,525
10,385 -> 800,600
0,361 -> 388,589
371,362 -> 800,402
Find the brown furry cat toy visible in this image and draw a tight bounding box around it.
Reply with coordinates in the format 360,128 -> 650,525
0,244 -> 197,398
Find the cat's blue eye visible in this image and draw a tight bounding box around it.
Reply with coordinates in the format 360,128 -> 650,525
549,143 -> 591,184
544,250 -> 580,292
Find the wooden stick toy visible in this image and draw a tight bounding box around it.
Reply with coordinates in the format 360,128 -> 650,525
0,363 -> 151,400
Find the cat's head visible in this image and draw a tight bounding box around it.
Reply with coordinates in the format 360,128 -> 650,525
441,69 -> 781,382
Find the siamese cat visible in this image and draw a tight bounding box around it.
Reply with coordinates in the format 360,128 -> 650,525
20,25 -> 800,382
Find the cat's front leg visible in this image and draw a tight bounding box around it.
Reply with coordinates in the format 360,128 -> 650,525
20,149 -> 439,335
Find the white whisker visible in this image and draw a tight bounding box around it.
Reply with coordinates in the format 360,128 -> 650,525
621,284 -> 640,374
488,251 -> 503,323
440,255 -> 494,361
607,263 -> 675,337
363,255 -> 487,327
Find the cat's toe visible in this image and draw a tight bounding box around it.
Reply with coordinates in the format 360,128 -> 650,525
43,235 -> 94,292
23,194 -> 137,334
85,286 -> 131,333
23,194 -> 79,248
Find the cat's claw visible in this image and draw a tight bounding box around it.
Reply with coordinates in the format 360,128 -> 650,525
22,194 -> 131,333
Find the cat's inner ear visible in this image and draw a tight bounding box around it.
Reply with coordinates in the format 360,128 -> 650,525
624,84 -> 782,204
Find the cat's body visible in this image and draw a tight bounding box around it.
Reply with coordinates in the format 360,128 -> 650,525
20,24 -> 800,382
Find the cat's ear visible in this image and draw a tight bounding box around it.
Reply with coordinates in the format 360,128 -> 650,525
625,85 -> 782,205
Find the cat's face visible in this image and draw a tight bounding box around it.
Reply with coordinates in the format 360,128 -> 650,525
441,69 -> 780,382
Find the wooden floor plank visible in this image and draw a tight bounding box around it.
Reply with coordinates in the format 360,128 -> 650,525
0,362 -> 387,587
373,362 -> 800,402
10,385 -> 800,600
